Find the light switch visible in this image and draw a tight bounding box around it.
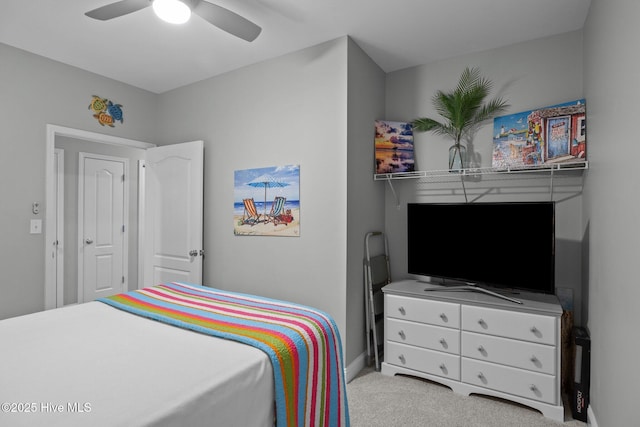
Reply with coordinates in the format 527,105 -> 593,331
30,219 -> 42,234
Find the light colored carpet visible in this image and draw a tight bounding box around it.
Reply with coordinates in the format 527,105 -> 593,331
346,368 -> 586,427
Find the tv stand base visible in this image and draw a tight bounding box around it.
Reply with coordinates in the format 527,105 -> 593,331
381,363 -> 565,422
423,284 -> 523,304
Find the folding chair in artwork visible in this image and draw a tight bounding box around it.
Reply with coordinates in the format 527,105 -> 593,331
268,196 -> 287,225
242,198 -> 261,225
364,232 -> 391,371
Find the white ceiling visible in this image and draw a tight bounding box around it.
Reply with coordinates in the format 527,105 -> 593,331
0,0 -> 591,94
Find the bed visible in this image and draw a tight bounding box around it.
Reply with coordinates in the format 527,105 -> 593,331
0,283 -> 349,427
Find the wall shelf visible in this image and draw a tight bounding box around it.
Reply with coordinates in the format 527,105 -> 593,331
375,161 -> 588,204
375,161 -> 588,182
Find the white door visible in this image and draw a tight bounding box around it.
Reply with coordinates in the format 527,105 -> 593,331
143,140 -> 203,287
79,153 -> 129,302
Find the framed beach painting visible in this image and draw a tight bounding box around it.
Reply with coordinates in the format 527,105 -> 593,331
374,120 -> 415,174
492,99 -> 586,169
234,165 -> 300,237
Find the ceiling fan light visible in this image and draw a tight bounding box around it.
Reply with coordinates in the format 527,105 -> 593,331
153,0 -> 191,24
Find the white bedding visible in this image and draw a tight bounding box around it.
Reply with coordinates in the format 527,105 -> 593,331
0,301 -> 274,427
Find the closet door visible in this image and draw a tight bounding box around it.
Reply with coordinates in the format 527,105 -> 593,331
79,153 -> 128,302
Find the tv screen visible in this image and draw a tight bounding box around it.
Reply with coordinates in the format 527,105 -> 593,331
407,202 -> 555,294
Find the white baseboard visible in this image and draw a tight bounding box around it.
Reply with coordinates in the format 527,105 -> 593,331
587,405 -> 598,427
344,351 -> 367,383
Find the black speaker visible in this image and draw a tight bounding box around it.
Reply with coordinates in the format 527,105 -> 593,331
571,327 -> 591,422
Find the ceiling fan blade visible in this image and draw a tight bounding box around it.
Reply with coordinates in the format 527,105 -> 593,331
85,0 -> 151,20
193,1 -> 262,42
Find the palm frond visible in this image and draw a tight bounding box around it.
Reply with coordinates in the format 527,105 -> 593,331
474,98 -> 509,123
432,91 -> 455,122
456,67 -> 481,94
412,117 -> 442,132
412,66 -> 509,146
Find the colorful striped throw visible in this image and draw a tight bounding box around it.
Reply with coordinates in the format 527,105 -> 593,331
99,282 -> 350,427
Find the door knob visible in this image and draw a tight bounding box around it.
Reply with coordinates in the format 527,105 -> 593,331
85,238 -> 94,244
189,250 -> 198,256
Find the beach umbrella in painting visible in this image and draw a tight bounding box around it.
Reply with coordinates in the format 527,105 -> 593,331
247,174 -> 290,217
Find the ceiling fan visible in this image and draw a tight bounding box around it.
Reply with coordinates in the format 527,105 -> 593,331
85,0 -> 262,42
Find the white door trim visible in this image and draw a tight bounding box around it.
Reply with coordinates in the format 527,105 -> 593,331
45,125 -> 154,309
137,160 -> 146,289
54,148 -> 64,307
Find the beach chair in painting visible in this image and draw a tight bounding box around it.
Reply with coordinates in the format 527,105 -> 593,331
267,196 -> 288,225
242,198 -> 261,225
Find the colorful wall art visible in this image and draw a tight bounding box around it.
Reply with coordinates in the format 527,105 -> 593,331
374,120 -> 415,174
234,165 -> 300,237
89,95 -> 124,127
492,99 -> 586,169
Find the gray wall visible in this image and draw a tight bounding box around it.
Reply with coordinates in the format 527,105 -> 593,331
0,43 -> 158,319
155,37 -> 353,358
384,31 -> 587,324
582,0 -> 639,425
346,39 -> 386,364
152,37 -> 386,367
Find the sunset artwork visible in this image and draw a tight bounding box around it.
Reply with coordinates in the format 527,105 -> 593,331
374,120 -> 415,174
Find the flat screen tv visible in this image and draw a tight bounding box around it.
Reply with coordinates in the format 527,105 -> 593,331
407,202 -> 555,295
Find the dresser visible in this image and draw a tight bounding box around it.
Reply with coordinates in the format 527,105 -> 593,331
381,280 -> 565,422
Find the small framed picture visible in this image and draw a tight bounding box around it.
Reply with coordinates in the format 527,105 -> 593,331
374,120 -> 415,174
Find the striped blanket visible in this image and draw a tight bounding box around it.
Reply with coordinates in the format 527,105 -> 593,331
98,282 -> 349,427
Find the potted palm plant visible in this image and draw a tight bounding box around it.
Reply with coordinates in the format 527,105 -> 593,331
413,67 -> 509,171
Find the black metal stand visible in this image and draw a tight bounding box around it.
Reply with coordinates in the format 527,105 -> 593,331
422,284 -> 523,304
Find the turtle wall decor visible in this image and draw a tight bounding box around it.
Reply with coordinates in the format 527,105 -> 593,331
89,95 -> 124,127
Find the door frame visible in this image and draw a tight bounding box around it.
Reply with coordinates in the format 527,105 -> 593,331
45,125 -> 154,309
77,152 -> 130,304
53,148 -> 64,307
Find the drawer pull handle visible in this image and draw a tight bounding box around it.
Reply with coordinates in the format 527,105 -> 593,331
398,330 -> 406,339
477,345 -> 485,354
439,313 -> 447,321
439,364 -> 446,370
529,384 -> 538,392
530,326 -> 539,333
439,338 -> 446,345
398,354 -> 406,364
477,372 -> 488,384
398,307 -> 406,315
477,319 -> 486,327
530,355 -> 538,363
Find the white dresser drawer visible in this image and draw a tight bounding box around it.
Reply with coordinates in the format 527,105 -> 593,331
386,294 -> 460,328
462,305 -> 556,345
461,331 -> 556,375
462,358 -> 557,405
386,341 -> 460,380
387,318 -> 460,354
